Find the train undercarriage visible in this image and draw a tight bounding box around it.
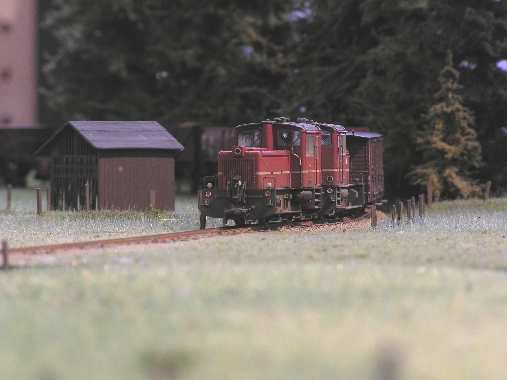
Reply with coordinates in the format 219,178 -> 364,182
198,179 -> 367,229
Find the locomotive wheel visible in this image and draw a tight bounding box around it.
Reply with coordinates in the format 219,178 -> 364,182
258,218 -> 269,229
233,217 -> 246,227
200,214 -> 207,230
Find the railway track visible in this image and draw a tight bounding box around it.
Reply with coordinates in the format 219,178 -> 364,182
6,210 -> 371,257
7,226 -> 261,256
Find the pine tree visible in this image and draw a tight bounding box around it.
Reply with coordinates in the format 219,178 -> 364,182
292,0 -> 507,197
40,0 -> 295,125
408,52 -> 482,199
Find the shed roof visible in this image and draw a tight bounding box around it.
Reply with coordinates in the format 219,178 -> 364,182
36,121 -> 184,155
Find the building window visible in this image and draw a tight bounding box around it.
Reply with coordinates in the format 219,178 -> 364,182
0,23 -> 11,34
1,68 -> 12,81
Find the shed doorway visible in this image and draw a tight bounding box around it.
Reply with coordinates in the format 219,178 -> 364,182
50,128 -> 99,211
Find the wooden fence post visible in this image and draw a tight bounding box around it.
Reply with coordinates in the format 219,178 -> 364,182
427,183 -> 433,207
85,183 -> 90,211
47,186 -> 52,212
411,196 -> 415,219
391,205 -> 396,226
407,199 -> 411,220
371,205 -> 377,228
419,194 -> 424,217
150,190 -> 156,208
2,240 -> 8,270
397,202 -> 403,224
485,181 -> 492,201
36,188 -> 42,215
7,184 -> 11,211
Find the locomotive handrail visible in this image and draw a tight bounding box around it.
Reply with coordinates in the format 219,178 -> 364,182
288,149 -> 302,188
241,181 -> 247,203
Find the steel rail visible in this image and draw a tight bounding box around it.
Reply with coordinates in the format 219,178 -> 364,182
7,210 -> 369,256
8,225 -> 263,255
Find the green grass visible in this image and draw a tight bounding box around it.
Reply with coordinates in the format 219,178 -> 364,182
0,189 -> 223,247
1,189 -> 507,379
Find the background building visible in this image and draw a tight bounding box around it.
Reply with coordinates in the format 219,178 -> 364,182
0,0 -> 37,126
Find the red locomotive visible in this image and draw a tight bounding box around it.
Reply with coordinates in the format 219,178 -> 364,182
198,117 -> 384,229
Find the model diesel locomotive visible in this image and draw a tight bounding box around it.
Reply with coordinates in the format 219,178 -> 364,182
198,117 -> 384,229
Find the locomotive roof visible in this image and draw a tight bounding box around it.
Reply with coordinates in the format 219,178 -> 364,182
312,122 -> 346,132
36,121 -> 184,155
276,120 -> 321,132
237,120 -> 322,132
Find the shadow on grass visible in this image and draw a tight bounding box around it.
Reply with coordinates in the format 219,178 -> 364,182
141,348 -> 197,380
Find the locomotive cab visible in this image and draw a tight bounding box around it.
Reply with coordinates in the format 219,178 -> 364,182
273,123 -> 321,189
313,122 -> 364,217
317,123 -> 349,186
199,119 -> 324,227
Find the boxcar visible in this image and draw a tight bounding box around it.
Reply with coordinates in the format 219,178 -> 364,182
347,131 -> 384,205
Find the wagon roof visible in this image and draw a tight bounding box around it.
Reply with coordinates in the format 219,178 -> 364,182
346,131 -> 383,139
36,121 -> 184,155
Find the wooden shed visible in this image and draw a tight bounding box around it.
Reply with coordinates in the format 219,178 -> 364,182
36,121 -> 184,211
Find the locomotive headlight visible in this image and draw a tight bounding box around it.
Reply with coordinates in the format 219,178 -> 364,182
267,182 -> 272,189
237,180 -> 242,186
205,191 -> 212,197
207,182 -> 213,189
265,191 -> 271,197
327,188 -> 333,194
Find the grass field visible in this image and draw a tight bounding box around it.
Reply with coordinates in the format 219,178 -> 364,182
1,189 -> 507,379
0,189 -> 222,247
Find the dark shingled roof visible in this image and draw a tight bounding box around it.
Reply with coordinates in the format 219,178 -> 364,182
36,121 -> 184,155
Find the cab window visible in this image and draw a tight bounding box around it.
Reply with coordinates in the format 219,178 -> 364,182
306,135 -> 315,156
277,128 -> 300,147
237,128 -> 261,147
321,131 -> 332,146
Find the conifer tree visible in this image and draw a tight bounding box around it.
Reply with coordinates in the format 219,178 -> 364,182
40,0 -> 295,125
408,52 -> 482,200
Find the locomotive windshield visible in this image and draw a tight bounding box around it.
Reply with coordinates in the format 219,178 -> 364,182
277,128 -> 300,147
237,128 -> 261,147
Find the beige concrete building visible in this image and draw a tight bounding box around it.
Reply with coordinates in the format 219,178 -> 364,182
0,0 -> 38,126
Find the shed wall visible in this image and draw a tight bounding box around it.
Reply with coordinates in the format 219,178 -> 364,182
50,127 -> 99,211
98,155 -> 175,211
